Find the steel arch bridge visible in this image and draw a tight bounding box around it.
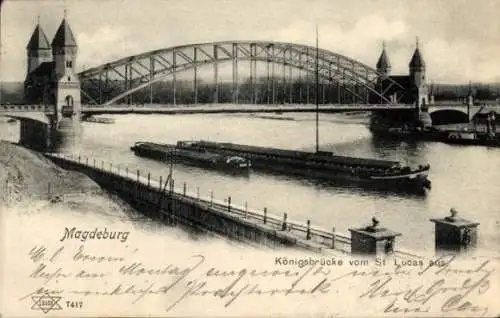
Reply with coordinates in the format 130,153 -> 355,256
78,41 -> 407,106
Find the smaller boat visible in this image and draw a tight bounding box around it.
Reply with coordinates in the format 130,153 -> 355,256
83,116 -> 115,124
443,131 -> 500,147
7,118 -> 16,123
374,126 -> 500,147
130,141 -> 251,174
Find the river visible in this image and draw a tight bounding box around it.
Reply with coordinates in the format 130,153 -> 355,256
2,111 -> 499,254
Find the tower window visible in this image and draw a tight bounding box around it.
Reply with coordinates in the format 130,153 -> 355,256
66,60 -> 73,68
65,95 -> 74,107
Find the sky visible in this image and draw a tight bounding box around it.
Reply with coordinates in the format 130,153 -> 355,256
1,0 -> 499,84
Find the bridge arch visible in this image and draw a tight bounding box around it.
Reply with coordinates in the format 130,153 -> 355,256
430,109 -> 469,125
78,41 -> 407,105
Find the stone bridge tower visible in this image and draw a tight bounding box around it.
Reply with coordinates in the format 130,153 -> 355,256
26,22 -> 52,75
375,42 -> 391,103
409,38 -> 429,109
49,17 -> 83,152
24,22 -> 52,104
21,17 -> 83,152
376,42 -> 391,77
409,38 -> 431,127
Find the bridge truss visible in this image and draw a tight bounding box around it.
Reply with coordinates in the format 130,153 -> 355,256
78,41 -> 407,105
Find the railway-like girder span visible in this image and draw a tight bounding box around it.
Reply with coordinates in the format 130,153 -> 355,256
78,41 -> 406,105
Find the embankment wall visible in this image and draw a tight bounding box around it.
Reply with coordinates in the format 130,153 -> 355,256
48,155 -> 303,249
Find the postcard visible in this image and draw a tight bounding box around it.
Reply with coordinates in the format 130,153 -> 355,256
1,0 -> 499,317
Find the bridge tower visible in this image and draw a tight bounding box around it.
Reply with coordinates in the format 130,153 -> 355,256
24,21 -> 52,104
409,38 -> 431,127
409,38 -> 429,108
376,42 -> 391,77
49,17 -> 82,152
467,81 -> 474,107
375,42 -> 392,103
26,21 -> 52,74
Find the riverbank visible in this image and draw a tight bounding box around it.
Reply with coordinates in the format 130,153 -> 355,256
0,141 -> 163,229
0,141 -> 100,203
0,141 -> 297,250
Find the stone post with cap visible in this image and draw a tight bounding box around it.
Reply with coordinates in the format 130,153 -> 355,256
430,208 -> 480,253
349,217 -> 402,256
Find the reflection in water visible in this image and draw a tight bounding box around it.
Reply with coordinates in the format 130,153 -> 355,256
369,135 -> 431,165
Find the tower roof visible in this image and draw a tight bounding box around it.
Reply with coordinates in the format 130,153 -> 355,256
51,18 -> 77,48
376,47 -> 391,70
27,24 -> 51,50
409,47 -> 425,68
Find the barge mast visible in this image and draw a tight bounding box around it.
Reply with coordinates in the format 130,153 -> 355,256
315,24 -> 320,153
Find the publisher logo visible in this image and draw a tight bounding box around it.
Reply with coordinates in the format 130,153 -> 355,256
31,293 -> 62,314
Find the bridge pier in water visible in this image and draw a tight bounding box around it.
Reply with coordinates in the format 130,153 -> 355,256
49,116 -> 83,153
18,115 -> 83,153
19,118 -> 51,151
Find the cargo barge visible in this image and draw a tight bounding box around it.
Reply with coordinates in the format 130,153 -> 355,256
130,141 -> 251,173
175,140 -> 432,193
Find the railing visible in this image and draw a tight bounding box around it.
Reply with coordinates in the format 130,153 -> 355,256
0,104 -> 55,113
81,104 -> 414,112
44,152 -> 423,258
3,103 -> 491,115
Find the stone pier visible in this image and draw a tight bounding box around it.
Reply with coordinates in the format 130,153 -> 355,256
430,208 -> 479,253
349,217 -> 401,256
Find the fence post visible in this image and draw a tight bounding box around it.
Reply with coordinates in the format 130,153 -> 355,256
197,187 -> 200,201
137,170 -> 140,182
147,172 -> 151,187
183,182 -> 186,196
171,179 -> 176,224
282,213 -> 287,231
159,176 -> 163,189
331,227 -> 336,249
110,163 -> 113,171
126,167 -> 129,177
245,201 -> 248,218
101,160 -> 104,170
86,157 -> 88,165
210,191 -> 213,206
263,207 -> 267,224
306,220 -> 311,240
78,155 -> 81,163
93,159 -> 96,168
228,196 -> 231,212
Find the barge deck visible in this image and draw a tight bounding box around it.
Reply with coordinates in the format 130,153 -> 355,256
131,141 -> 251,174
175,140 -> 432,193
